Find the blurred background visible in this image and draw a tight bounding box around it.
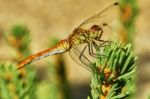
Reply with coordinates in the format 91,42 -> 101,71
0,0 -> 150,99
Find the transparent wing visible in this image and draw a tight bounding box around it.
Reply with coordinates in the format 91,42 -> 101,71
69,44 -> 93,71
78,2 -> 120,29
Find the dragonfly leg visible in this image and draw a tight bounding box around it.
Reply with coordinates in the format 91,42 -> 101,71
78,45 -> 91,66
96,40 -> 112,48
78,45 -> 96,71
88,40 -> 111,58
74,45 -> 92,67
70,46 -> 92,71
95,40 -> 112,57
87,42 -> 99,58
88,41 -> 103,58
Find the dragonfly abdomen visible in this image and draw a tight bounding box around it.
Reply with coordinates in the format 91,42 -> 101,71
17,39 -> 70,69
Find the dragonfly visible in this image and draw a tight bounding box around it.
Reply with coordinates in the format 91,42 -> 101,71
17,2 -> 119,70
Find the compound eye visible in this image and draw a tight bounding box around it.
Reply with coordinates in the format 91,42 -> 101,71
90,25 -> 101,32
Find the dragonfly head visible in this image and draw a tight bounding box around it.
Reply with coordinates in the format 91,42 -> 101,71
89,25 -> 102,39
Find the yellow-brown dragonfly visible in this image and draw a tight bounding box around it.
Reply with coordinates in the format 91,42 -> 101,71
17,2 -> 119,70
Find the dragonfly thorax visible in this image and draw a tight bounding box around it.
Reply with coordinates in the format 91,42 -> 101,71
69,28 -> 90,45
69,25 -> 103,45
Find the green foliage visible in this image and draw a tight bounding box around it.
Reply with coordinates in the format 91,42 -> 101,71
148,95 -> 150,99
0,24 -> 37,99
120,0 -> 139,43
0,62 -> 37,99
4,24 -> 31,58
88,42 -> 136,99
